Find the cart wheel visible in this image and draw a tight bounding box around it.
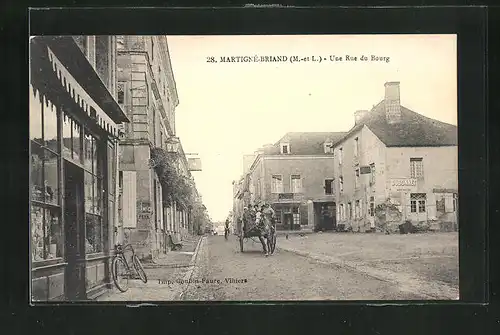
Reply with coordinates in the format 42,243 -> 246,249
239,235 -> 244,253
270,231 -> 277,254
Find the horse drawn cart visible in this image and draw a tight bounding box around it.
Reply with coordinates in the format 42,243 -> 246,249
236,217 -> 277,254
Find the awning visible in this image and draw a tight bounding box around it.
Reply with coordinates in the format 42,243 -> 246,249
30,36 -> 129,138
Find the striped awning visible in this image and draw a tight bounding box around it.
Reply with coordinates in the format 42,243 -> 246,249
46,46 -> 120,138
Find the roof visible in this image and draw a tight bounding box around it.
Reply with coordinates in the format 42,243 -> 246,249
337,101 -> 457,147
258,132 -> 346,155
31,36 -> 130,124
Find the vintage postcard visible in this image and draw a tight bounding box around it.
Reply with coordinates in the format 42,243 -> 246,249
29,34 -> 458,302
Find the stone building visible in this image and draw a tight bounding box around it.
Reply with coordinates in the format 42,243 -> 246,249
115,36 -> 195,260
235,132 -> 345,231
332,82 -> 458,233
30,36 -> 129,300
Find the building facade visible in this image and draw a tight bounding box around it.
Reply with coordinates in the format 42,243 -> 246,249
30,36 -> 129,300
236,132 -> 345,231
333,82 -> 458,232
115,36 -> 195,260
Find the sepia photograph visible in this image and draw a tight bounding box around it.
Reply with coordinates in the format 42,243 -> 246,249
29,34 -> 459,302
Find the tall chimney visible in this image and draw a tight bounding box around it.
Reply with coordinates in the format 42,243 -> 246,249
354,110 -> 369,125
384,81 -> 401,124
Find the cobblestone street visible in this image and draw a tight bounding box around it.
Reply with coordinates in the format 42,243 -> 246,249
181,235 -> 428,301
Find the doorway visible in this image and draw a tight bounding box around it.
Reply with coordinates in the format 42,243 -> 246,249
63,160 -> 86,300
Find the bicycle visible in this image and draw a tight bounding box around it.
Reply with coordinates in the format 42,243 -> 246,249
111,243 -> 148,292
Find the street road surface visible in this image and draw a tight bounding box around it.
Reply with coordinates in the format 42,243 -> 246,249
182,235 -> 426,301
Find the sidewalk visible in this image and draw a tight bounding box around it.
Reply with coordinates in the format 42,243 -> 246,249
96,236 -> 203,302
277,231 -> 459,299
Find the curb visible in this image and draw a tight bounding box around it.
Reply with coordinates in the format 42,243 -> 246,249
177,236 -> 205,300
278,245 -> 459,300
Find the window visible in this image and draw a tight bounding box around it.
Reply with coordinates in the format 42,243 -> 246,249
84,133 -> 103,254
354,137 -> 359,157
30,91 -> 62,262
347,202 -> 352,219
117,82 -> 125,104
271,175 -> 283,193
324,142 -> 333,154
339,176 -> 344,192
355,168 -> 360,189
410,158 -> 424,179
95,36 -> 110,89
369,197 -> 375,217
292,207 -> 301,225
355,200 -> 360,218
324,179 -> 334,195
339,204 -> 345,221
338,147 -> 343,165
274,210 -> 282,224
281,143 -> 289,154
291,175 -> 302,193
369,163 -> 376,185
410,193 -> 427,213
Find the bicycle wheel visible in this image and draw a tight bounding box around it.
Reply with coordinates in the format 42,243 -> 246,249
112,256 -> 129,292
132,254 -> 148,283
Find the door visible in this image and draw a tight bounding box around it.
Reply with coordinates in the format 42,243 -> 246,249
64,161 -> 86,300
284,213 -> 293,230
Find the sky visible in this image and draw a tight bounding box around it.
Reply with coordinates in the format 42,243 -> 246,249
167,34 -> 457,222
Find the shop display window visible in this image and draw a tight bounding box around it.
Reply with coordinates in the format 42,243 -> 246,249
85,214 -> 103,254
30,92 -> 63,263
31,205 -> 62,261
30,87 -> 43,144
62,114 -> 72,160
44,100 -> 58,153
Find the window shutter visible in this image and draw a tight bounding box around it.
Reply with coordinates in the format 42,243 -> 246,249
444,194 -> 454,213
122,171 -> 137,228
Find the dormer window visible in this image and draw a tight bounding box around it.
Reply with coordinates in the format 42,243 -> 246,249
324,142 -> 334,154
280,143 -> 290,154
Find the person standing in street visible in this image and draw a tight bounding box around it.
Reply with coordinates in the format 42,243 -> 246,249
224,218 -> 230,240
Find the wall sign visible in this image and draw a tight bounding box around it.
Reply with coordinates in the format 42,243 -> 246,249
390,178 -> 417,192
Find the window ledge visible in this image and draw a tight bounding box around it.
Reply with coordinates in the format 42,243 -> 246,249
86,253 -> 110,261
32,259 -> 67,271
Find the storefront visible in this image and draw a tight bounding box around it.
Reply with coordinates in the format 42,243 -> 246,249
30,36 -> 129,301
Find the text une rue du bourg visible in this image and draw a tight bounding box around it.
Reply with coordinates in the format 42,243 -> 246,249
206,54 -> 390,63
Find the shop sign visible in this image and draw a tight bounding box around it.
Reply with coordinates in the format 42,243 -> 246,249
390,178 -> 417,192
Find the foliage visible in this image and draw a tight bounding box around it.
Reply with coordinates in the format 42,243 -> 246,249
150,147 -> 195,207
374,198 -> 401,219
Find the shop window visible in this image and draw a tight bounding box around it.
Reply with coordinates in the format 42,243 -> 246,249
94,177 -> 103,216
31,143 -> 45,202
85,214 -> 103,253
30,89 -> 43,144
30,92 -> 63,262
31,204 -> 62,261
72,120 -> 82,163
84,133 -> 93,171
43,100 -> 58,152
84,172 -> 94,213
43,149 -> 59,205
274,210 -> 282,224
62,114 -> 72,159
